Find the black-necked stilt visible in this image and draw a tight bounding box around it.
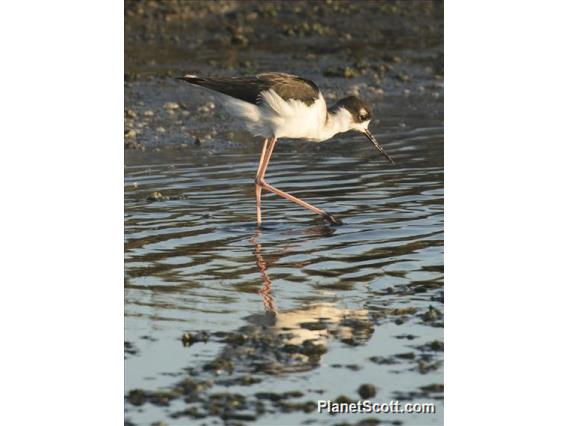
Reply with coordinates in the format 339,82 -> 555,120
178,72 -> 394,226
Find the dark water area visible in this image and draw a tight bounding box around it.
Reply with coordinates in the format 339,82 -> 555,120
125,1 -> 443,425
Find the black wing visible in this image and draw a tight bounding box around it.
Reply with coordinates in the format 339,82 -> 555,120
178,73 -> 320,106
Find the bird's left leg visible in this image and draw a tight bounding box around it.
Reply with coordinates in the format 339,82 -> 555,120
256,138 -> 342,225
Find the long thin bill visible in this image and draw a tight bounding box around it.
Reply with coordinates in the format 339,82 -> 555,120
364,129 -> 395,164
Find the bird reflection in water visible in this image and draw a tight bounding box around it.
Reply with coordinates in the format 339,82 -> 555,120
251,230 -> 277,314
251,225 -> 335,315
248,227 -> 373,355
199,230 -> 374,376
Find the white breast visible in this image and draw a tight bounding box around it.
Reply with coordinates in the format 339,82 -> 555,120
209,89 -> 337,141
259,91 -> 328,141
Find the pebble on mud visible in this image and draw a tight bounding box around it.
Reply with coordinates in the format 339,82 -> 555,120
417,340 -> 444,352
164,102 -> 179,110
335,395 -> 354,404
127,389 -> 146,406
430,340 -> 444,351
383,54 -> 402,63
418,360 -> 441,374
369,356 -> 398,365
356,420 -> 382,426
278,401 -> 317,413
395,334 -> 417,340
125,341 -> 138,357
203,358 -> 235,374
230,33 -> 249,46
147,191 -> 167,202
395,352 -> 416,360
255,392 -> 283,401
233,375 -> 261,386
300,321 -> 327,330
125,138 -> 144,151
224,332 -> 249,346
301,340 -> 327,356
323,66 -> 359,79
391,307 -> 417,316
175,378 -> 213,400
420,383 -> 444,394
148,391 -> 173,406
198,101 -> 215,114
358,384 -> 377,399
181,331 -> 210,346
422,305 -> 442,322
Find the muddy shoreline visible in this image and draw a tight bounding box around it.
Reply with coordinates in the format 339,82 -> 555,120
125,0 -> 443,151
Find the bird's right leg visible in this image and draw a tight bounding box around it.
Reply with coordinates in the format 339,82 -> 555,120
255,138 -> 271,225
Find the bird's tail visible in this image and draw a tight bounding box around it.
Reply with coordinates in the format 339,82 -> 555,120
176,74 -> 264,134
176,74 -> 204,85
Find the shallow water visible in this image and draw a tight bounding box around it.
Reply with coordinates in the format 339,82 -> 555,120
125,112 -> 443,424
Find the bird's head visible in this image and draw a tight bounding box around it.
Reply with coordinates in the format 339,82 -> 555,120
331,96 -> 395,164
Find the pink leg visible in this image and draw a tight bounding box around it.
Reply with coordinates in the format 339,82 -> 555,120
256,139 -> 269,176
258,137 -> 277,179
255,137 -> 278,225
255,139 -> 270,225
256,138 -> 342,225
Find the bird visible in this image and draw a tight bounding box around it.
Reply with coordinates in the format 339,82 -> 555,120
177,72 -> 394,226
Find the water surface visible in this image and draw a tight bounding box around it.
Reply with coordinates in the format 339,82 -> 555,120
125,114 -> 443,424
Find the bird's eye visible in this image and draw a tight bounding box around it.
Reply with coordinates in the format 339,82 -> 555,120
359,114 -> 367,121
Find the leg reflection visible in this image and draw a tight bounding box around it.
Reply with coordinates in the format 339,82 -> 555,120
252,230 -> 277,314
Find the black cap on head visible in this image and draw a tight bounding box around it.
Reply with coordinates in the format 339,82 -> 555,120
330,96 -> 373,123
330,96 -> 394,164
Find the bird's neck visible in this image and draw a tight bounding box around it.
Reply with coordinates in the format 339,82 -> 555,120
320,108 -> 352,141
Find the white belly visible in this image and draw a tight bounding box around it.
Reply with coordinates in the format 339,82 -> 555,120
259,91 -> 330,141
215,90 -> 338,142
